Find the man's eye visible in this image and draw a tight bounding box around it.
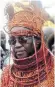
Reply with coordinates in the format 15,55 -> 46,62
34,36 -> 41,40
18,36 -> 26,40
23,36 -> 28,40
18,37 -> 23,40
23,36 -> 32,40
18,36 -> 28,43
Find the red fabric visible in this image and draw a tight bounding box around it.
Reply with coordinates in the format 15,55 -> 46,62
1,46 -> 54,87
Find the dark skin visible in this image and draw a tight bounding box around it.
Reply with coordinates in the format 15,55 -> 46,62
9,26 -> 41,59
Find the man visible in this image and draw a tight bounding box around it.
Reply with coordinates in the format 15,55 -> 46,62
0,31 -> 9,69
1,2 -> 54,87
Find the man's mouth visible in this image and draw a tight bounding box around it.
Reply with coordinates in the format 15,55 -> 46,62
15,49 -> 26,55
16,51 -> 24,55
14,48 -> 27,58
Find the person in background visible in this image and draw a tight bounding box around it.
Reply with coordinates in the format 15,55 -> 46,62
0,31 -> 9,69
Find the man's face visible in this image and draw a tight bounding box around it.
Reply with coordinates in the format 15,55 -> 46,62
9,27 -> 41,59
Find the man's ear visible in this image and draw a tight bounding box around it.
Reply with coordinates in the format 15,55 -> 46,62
4,3 -> 14,20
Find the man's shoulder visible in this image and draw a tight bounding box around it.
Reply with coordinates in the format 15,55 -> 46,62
2,65 -> 12,78
1,65 -> 12,87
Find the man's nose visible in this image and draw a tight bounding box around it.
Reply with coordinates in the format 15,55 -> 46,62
15,39 -> 22,48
